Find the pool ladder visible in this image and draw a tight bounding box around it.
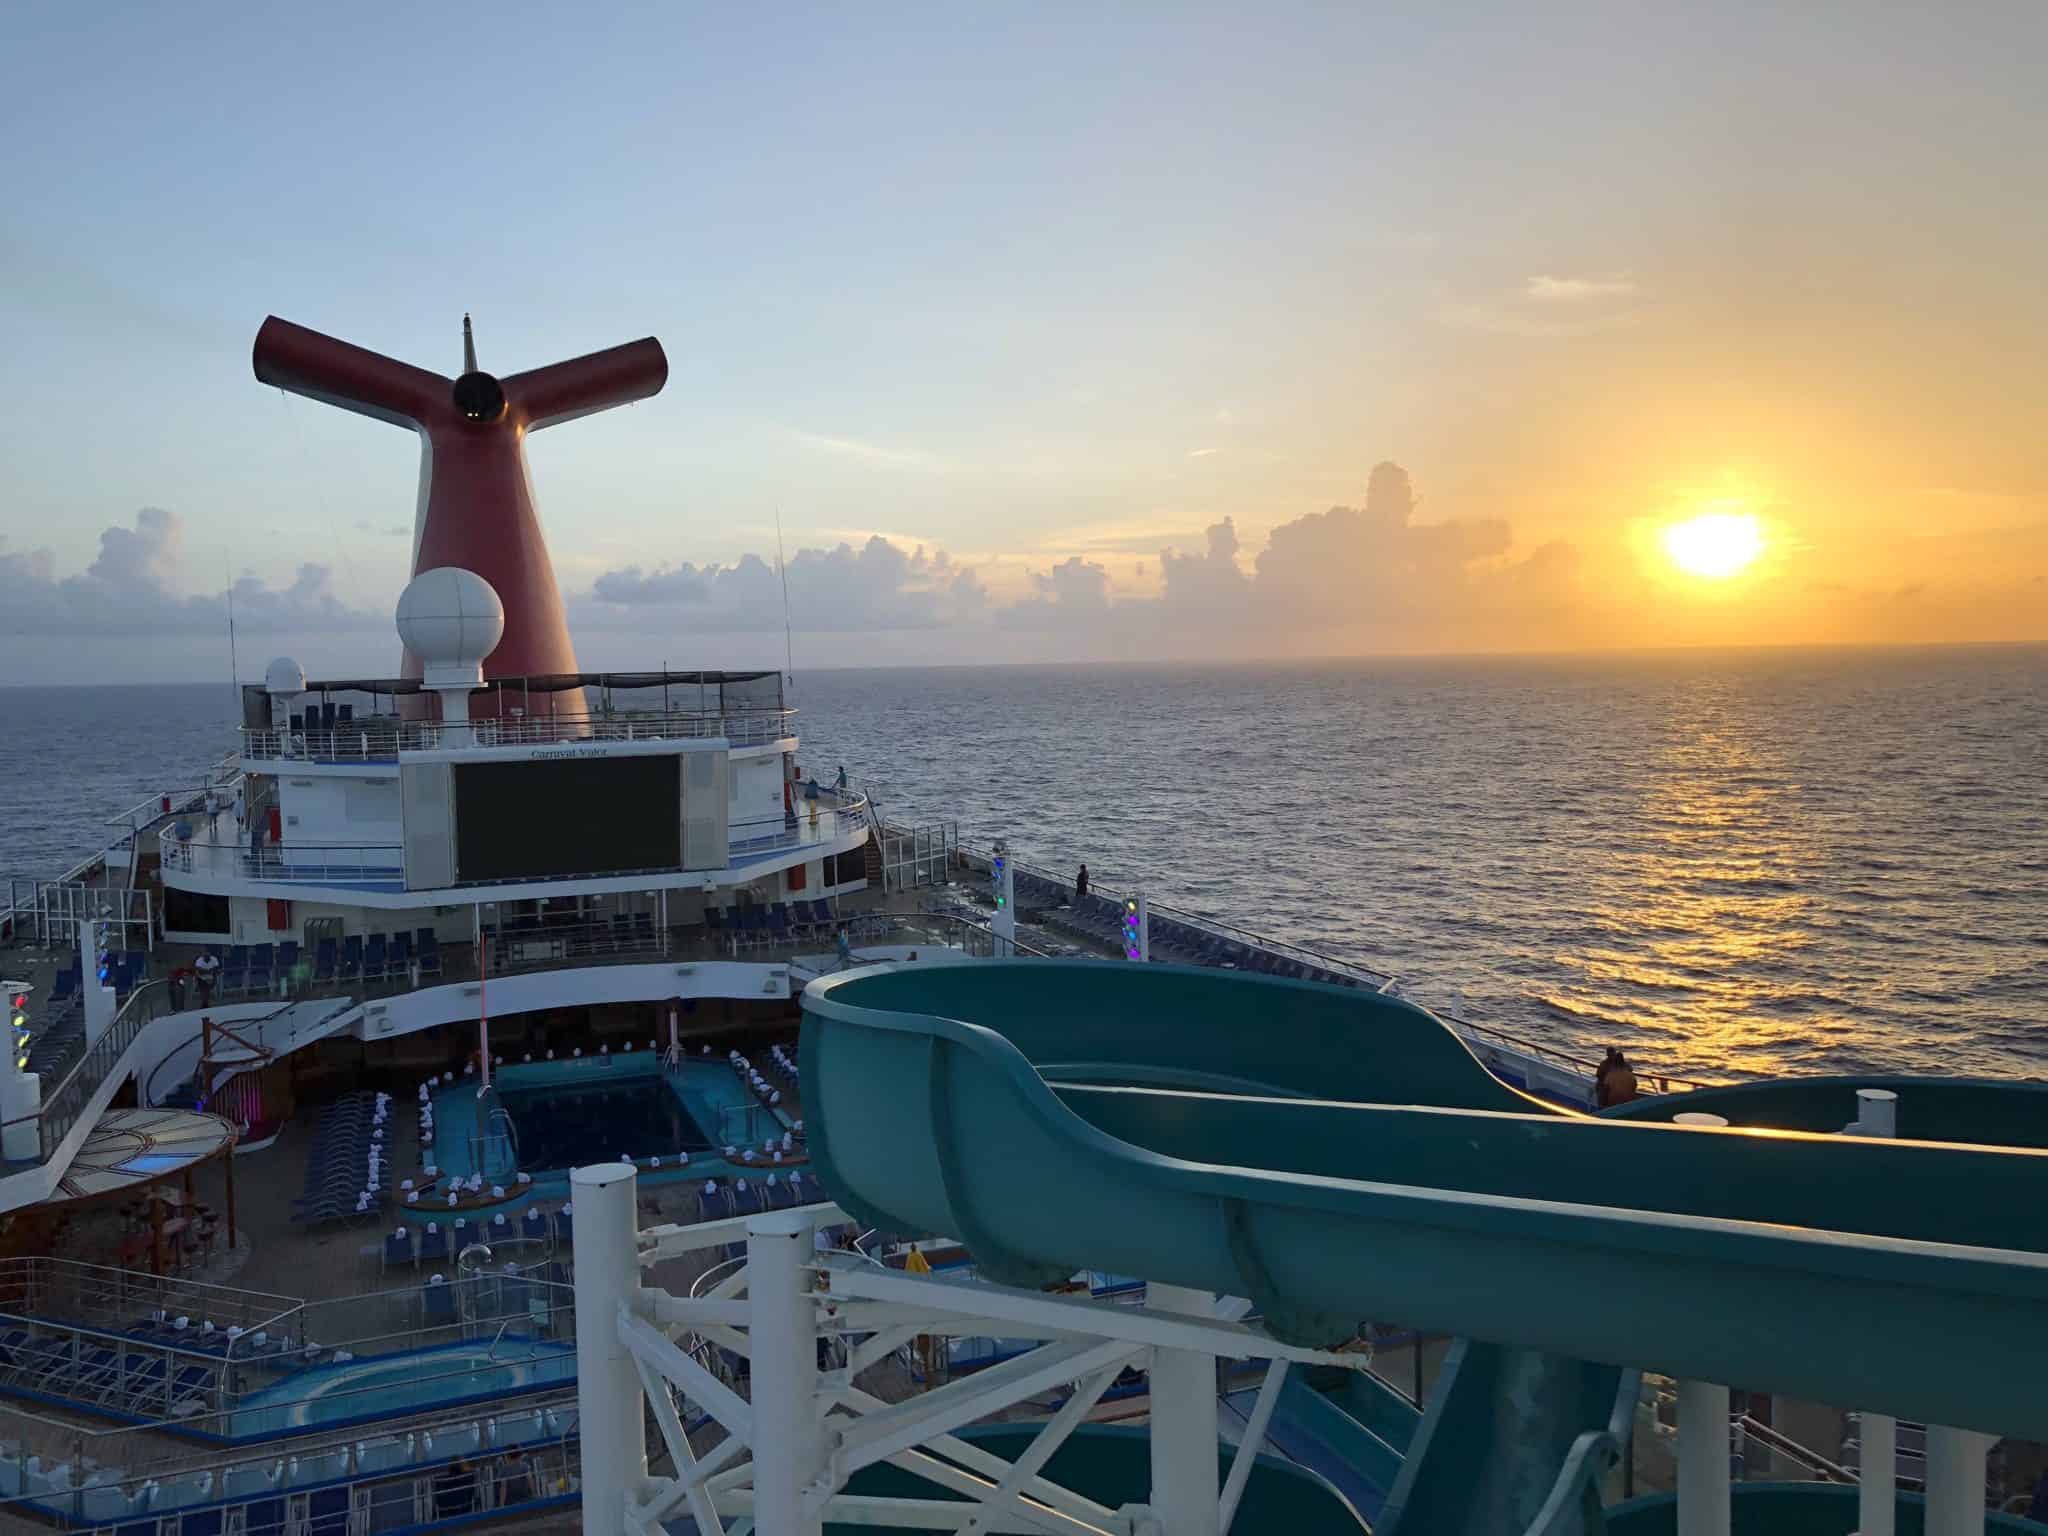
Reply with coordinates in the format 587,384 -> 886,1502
470,1087 -> 521,1182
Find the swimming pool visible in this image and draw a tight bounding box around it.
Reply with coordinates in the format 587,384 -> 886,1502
431,1052 -> 791,1191
231,1339 -> 576,1436
498,1074 -> 712,1170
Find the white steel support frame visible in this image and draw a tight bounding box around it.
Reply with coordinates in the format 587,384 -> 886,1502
575,1163 -> 650,1536
1675,1378 -> 1731,1536
597,1199 -> 1375,1536
1922,1427 -> 1993,1536
1850,1087 -> 1901,1536
1146,1283 -> 1220,1536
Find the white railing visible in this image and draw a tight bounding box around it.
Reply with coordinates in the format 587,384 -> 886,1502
159,795 -> 867,891
160,834 -> 405,885
242,708 -> 799,762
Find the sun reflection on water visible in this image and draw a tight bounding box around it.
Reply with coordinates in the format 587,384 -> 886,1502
1551,687 -> 1830,1078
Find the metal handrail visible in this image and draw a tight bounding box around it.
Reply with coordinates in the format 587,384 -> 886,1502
1737,1413 -> 1858,1484
0,980 -> 171,1161
0,1374 -> 580,1496
958,840 -> 1714,1092
242,706 -> 799,761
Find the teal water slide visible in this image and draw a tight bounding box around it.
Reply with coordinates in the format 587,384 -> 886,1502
802,961 -> 2048,1532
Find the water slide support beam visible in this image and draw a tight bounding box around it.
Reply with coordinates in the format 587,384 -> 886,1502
1148,1283 -> 1220,1536
1922,1427 -> 1991,1536
575,1161 -> 648,1536
750,1207 -> 827,1536
1676,1378 -> 1731,1536
1853,1087 -> 1900,1536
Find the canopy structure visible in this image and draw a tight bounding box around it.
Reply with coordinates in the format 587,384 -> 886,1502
50,1108 -> 235,1204
42,1107 -> 242,1274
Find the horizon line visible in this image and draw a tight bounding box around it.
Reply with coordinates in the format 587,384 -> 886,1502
3,636 -> 2043,690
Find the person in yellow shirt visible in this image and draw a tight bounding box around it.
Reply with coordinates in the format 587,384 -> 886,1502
904,1244 -> 937,1377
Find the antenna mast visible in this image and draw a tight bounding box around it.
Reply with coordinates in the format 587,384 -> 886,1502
225,557 -> 240,704
775,508 -> 795,693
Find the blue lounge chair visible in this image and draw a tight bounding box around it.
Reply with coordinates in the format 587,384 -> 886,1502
423,1283 -> 456,1328
313,938 -> 337,985
382,1229 -> 413,1270
415,928 -> 442,979
417,1225 -> 448,1266
363,933 -> 388,984
338,935 -> 363,982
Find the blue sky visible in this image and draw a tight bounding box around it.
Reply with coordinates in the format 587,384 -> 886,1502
2,3 -> 2043,679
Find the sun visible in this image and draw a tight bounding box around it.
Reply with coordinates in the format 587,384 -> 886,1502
1663,511 -> 1765,580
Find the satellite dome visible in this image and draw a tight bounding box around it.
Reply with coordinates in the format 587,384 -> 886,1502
263,656 -> 306,696
396,567 -> 504,686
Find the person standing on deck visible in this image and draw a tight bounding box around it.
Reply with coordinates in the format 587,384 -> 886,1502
193,952 -> 219,1007
1595,1048 -> 1639,1108
835,765 -> 848,792
1074,864 -> 1089,904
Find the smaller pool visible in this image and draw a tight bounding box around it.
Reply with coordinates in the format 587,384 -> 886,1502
231,1339 -> 576,1436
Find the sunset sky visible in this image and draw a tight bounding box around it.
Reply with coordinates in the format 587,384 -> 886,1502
2,4 -> 2043,680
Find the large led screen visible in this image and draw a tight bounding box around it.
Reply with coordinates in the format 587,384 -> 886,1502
454,755 -> 681,883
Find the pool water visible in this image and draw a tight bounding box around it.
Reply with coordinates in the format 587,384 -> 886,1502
499,1076 -> 712,1171
429,1052 -> 795,1190
232,1340 -> 576,1435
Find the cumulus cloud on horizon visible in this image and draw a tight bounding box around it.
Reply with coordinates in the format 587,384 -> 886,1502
0,507 -> 374,637
579,461 -> 1587,653
583,536 -> 987,632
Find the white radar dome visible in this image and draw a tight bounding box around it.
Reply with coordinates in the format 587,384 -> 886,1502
396,567 -> 504,684
263,656 -> 306,696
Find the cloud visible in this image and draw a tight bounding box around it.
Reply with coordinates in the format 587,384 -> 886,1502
1525,274 -> 1639,303
355,520 -> 411,537
1187,447 -> 1220,459
998,556 -> 1113,630
582,535 -> 987,632
0,508 -> 375,637
779,428 -> 946,472
581,463 -> 1587,655
1437,274 -> 1646,337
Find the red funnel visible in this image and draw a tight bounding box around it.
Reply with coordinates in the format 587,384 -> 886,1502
253,315 -> 668,715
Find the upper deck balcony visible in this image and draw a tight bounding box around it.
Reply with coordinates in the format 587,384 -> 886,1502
159,787 -> 870,898
238,669 -> 794,766
243,706 -> 797,764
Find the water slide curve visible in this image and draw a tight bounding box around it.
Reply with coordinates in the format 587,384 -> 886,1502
802,961 -> 2048,1533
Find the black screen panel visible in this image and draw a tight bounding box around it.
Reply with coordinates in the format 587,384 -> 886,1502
454,755 -> 681,883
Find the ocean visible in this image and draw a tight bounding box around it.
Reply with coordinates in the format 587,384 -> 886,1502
4,646 -> 2043,1082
